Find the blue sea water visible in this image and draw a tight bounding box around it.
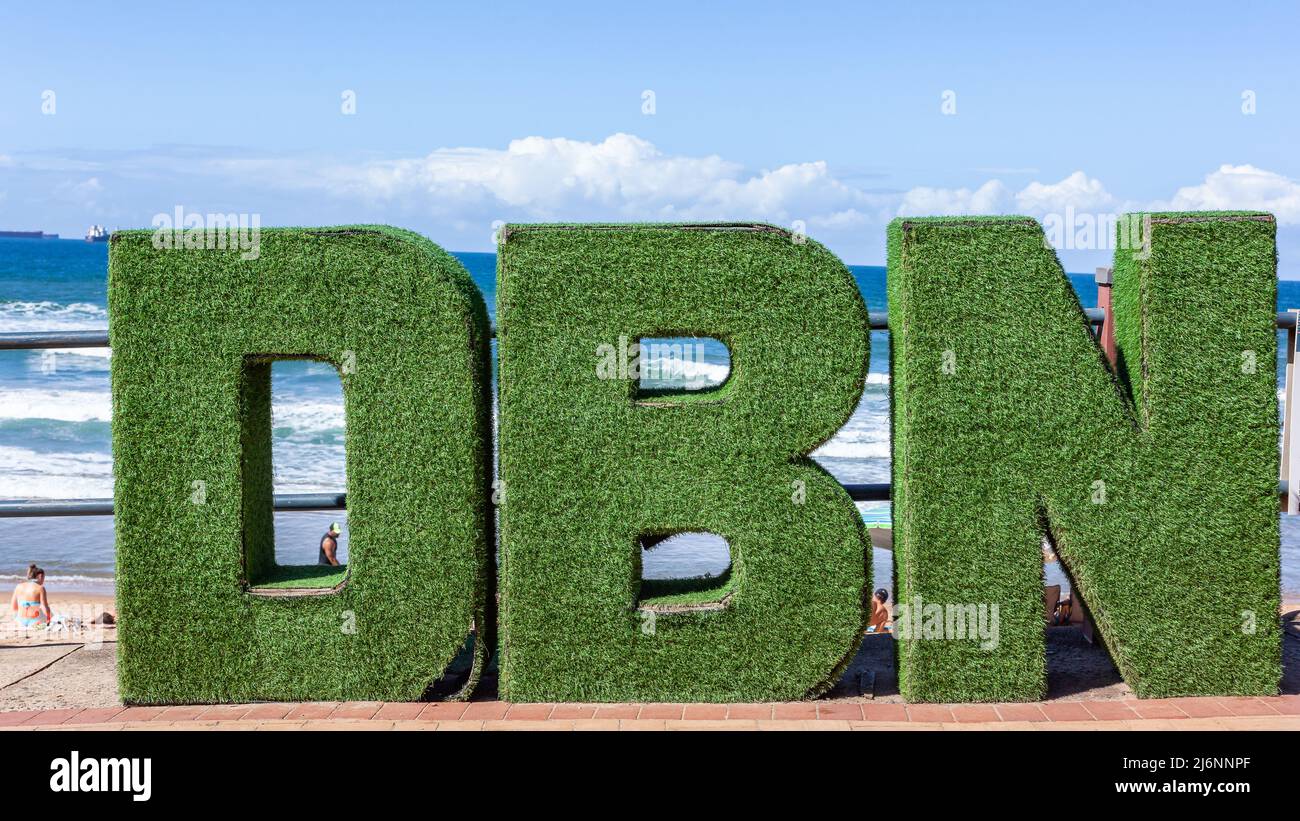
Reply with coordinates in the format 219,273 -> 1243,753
1,236 -> 1298,601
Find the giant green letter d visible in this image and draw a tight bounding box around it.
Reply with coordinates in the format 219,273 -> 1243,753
889,213 -> 1280,701
111,226 -> 494,704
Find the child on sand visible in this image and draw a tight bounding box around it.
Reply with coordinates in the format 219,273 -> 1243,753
867,588 -> 891,634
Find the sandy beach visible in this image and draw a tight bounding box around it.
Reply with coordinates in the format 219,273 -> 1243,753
0,593 -> 1295,713
0,592 -> 117,711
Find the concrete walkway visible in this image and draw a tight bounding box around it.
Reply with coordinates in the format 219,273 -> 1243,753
3,695 -> 1298,731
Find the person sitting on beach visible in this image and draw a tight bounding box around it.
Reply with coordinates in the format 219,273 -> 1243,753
867,588 -> 891,633
10,564 -> 52,629
319,522 -> 342,566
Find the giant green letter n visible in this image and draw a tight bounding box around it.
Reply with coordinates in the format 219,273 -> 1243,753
497,224 -> 871,702
110,226 -> 494,704
888,213 -> 1280,701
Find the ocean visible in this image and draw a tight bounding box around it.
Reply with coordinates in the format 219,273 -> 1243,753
2,236 -> 1298,600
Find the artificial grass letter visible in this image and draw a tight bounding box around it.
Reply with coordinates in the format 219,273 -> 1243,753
497,224 -> 871,702
888,213 -> 1280,701
110,226 -> 494,704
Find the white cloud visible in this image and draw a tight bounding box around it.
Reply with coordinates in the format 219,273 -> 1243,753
296,133 -> 890,226
895,171 -> 1120,219
897,180 -> 1011,216
1015,171 -> 1118,215
1154,164 -> 1300,224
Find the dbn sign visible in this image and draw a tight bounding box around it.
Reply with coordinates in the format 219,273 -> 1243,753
108,214 -> 1281,705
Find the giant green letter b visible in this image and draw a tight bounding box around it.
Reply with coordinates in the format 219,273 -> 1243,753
497,224 -> 871,702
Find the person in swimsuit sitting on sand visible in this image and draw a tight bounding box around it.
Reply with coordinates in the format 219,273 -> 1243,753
867,588 -> 891,633
10,564 -> 52,629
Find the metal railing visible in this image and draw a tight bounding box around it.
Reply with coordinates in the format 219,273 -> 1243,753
0,303 -> 1294,518
0,309 -> 1107,351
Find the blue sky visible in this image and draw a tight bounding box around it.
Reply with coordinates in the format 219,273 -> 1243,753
1,0 -> 1298,272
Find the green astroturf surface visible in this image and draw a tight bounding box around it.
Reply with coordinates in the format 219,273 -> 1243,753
496,223 -> 872,702
110,226 -> 495,703
887,213 -> 1280,701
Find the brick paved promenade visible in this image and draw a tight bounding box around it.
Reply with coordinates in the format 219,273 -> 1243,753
2,695 -> 1298,730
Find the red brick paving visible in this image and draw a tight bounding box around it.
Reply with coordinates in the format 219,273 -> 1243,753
1170,697 -> 1226,718
110,706 -> 166,722
549,704 -> 598,719
862,703 -> 908,722
503,703 -> 553,720
196,704 -> 252,721
818,702 -> 864,721
459,701 -> 510,720
4,694 -> 1299,728
1123,699 -> 1187,720
417,702 -> 468,721
949,704 -> 1000,723
284,702 -> 339,720
592,704 -> 640,719
1215,696 -> 1280,716
772,702 -> 818,720
0,710 -> 41,726
726,704 -> 774,720
1039,701 -> 1094,722
21,707 -> 82,725
373,703 -> 424,721
153,705 -> 207,722
243,704 -> 295,720
1272,695 -> 1300,715
639,703 -> 685,720
1083,701 -> 1140,721
328,702 -> 382,721
682,704 -> 728,720
906,704 -> 956,723
994,703 -> 1050,722
61,707 -> 124,725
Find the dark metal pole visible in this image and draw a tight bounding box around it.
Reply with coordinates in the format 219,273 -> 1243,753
0,330 -> 110,349
0,492 -> 348,518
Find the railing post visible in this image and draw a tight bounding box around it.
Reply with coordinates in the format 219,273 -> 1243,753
1284,309 -> 1300,513
1095,266 -> 1117,368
